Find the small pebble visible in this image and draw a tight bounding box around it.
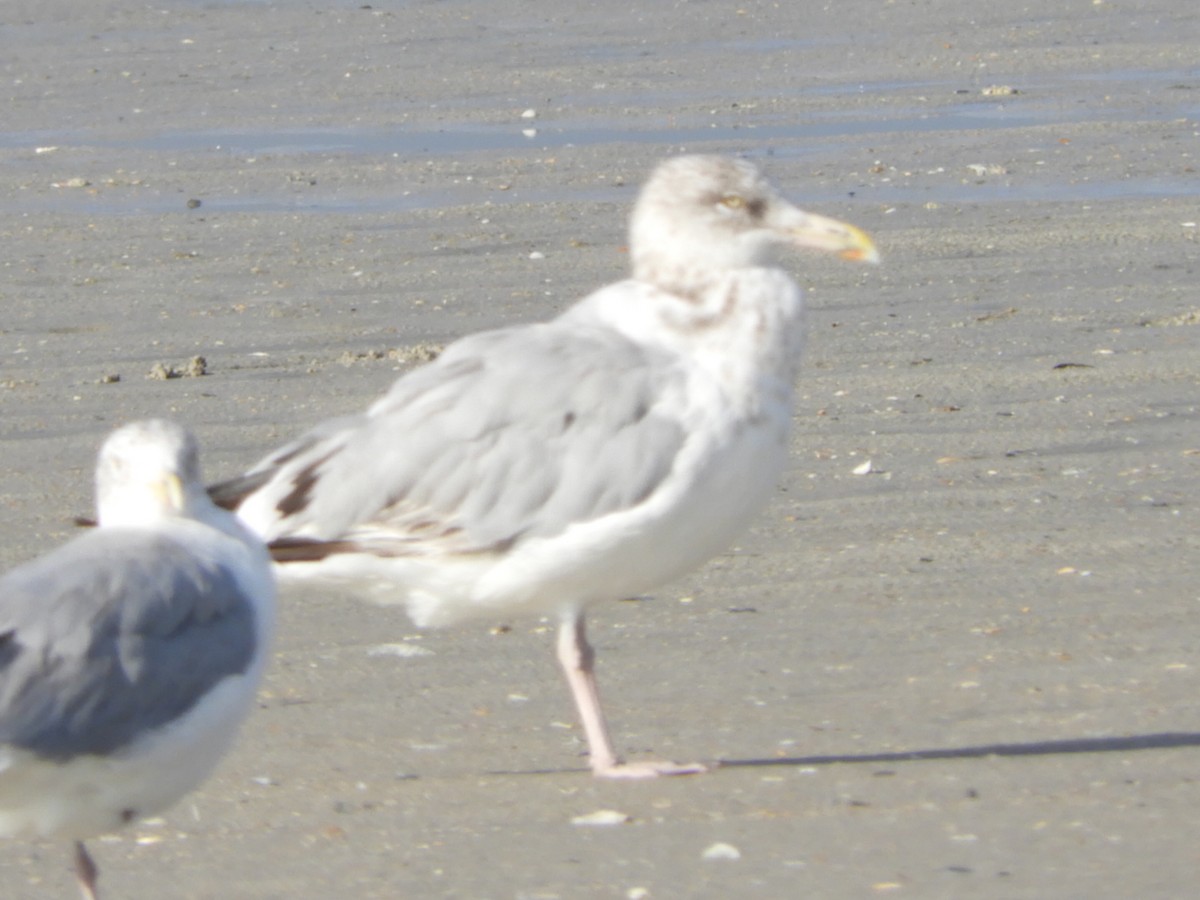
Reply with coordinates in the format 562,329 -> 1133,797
367,643 -> 434,658
571,809 -> 630,827
702,842 -> 742,861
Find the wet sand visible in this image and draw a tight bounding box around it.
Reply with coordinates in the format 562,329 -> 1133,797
1,1 -> 1198,897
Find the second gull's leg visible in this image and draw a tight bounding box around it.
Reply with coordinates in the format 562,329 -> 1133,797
556,612 -> 706,779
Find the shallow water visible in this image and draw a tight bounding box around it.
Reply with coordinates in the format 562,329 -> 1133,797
9,88 -> 1192,159
3,69 -> 1195,215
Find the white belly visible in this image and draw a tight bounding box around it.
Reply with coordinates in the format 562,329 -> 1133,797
0,669 -> 261,842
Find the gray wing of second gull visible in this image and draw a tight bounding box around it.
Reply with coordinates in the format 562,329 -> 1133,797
0,528 -> 256,761
264,313 -> 690,553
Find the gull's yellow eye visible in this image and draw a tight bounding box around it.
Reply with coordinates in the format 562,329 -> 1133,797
719,194 -> 745,210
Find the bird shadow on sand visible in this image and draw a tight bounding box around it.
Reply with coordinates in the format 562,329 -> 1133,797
484,732 -> 1200,777
717,730 -> 1200,769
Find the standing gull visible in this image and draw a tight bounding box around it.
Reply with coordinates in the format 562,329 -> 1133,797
214,155 -> 877,778
0,420 -> 275,898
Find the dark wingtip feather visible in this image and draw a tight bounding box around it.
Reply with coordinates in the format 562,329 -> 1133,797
267,537 -> 361,563
207,470 -> 275,511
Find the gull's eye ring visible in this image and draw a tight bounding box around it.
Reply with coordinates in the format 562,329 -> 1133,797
719,194 -> 745,210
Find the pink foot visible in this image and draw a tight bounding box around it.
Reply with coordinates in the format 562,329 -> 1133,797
592,759 -> 709,779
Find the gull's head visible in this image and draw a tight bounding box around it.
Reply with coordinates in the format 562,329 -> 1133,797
629,155 -> 878,291
95,419 -> 206,527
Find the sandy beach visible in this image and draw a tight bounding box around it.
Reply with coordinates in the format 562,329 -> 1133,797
1,1 -> 1198,897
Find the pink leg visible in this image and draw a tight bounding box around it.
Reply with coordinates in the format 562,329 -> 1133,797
74,841 -> 99,900
555,613 -> 706,779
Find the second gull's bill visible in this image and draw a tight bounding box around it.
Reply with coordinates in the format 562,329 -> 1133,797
0,420 -> 275,897
213,155 -> 878,778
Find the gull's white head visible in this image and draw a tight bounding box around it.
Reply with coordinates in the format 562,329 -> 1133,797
629,155 -> 878,295
95,419 -> 207,527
